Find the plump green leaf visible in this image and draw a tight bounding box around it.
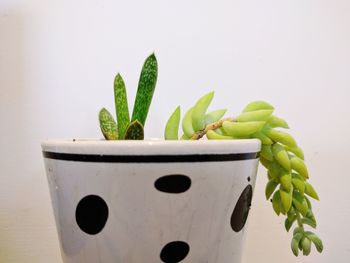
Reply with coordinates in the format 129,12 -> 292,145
252,131 -> 273,145
290,156 -> 309,179
280,173 -> 292,192
265,180 -> 278,200
237,109 -> 274,122
164,106 -> 181,140
305,231 -> 323,253
192,91 -> 214,131
286,146 -> 305,160
280,188 -> 293,212
272,143 -> 291,171
291,232 -> 303,256
272,190 -> 283,215
305,182 -> 320,200
268,115 -> 290,129
292,178 -> 305,195
292,191 -> 309,216
206,130 -> 234,140
243,101 -> 274,112
222,121 -> 265,137
261,145 -> 274,161
301,217 -> 317,228
182,107 -> 195,138
266,129 -> 297,148
301,237 -> 312,256
285,216 -> 296,232
204,108 -> 227,125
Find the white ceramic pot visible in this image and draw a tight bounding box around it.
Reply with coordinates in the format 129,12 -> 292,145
42,139 -> 261,263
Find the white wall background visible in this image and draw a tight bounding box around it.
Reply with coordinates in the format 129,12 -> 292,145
1,0 -> 349,262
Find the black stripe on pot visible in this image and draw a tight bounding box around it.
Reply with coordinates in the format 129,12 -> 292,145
160,241 -> 190,263
154,174 -> 191,193
75,195 -> 108,235
230,185 -> 253,232
42,151 -> 259,163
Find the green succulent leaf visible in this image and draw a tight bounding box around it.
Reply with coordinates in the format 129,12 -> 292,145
99,108 -> 118,140
286,146 -> 305,160
206,130 -> 234,140
301,217 -> 317,228
114,73 -> 130,139
266,129 -> 297,148
124,120 -> 144,140
222,121 -> 265,137
204,108 -> 227,125
285,216 -> 296,232
272,190 -> 283,215
265,180 -> 278,200
182,107 -> 195,138
280,173 -> 292,192
252,131 -> 273,145
261,145 -> 274,161
291,233 -> 303,256
192,91 -> 214,131
243,101 -> 274,112
280,188 -> 293,212
164,106 -> 181,140
305,182 -> 320,200
268,115 -> 290,129
272,143 -> 291,171
305,231 -> 323,253
131,53 -> 158,126
236,109 -> 274,122
290,156 -> 309,179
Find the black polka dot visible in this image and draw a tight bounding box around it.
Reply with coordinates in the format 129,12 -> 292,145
160,241 -> 190,263
154,175 -> 191,194
75,195 -> 108,235
230,185 -> 253,232
247,177 -> 251,182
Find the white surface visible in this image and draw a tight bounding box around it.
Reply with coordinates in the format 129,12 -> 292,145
41,139 -> 261,155
0,0 -> 349,262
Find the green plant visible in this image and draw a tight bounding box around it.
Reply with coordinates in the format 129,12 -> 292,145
99,53 -> 158,140
165,92 -> 323,256
99,53 -> 323,256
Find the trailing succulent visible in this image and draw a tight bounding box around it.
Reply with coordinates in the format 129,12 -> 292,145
99,53 -> 323,256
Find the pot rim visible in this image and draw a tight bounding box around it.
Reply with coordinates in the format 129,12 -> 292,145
41,138 -> 261,156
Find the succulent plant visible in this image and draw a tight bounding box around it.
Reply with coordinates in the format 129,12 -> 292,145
99,53 -> 323,256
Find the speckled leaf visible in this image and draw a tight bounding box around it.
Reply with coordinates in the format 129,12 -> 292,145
99,108 -> 118,140
131,53 -> 158,126
114,73 -> 130,139
124,120 -> 144,140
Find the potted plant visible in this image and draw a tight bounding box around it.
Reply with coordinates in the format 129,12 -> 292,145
42,54 -> 323,263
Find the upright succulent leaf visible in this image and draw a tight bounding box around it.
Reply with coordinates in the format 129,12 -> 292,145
191,91 -> 214,131
114,73 -> 130,139
164,106 -> 181,140
182,107 -> 195,138
131,53 -> 158,126
99,108 -> 118,140
124,120 -> 144,140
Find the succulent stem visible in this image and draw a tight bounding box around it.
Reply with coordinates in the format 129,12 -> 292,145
190,117 -> 235,140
